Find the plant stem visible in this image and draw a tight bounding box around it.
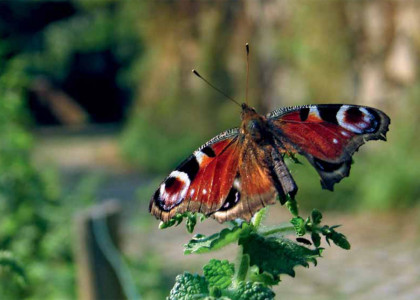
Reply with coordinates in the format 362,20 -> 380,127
234,249 -> 250,283
234,208 -> 266,284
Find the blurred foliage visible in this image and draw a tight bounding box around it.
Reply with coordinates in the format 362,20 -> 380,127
0,57 -> 100,297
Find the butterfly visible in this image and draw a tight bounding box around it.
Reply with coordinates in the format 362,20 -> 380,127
149,101 -> 390,223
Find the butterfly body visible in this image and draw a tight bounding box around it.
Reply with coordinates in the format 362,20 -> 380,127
150,103 -> 390,223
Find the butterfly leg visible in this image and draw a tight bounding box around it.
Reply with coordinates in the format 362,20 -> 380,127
268,147 -> 298,204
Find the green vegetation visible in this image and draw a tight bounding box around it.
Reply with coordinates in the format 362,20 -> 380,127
163,204 -> 350,299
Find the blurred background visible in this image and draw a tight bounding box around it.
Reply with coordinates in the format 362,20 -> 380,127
1,1 -> 419,299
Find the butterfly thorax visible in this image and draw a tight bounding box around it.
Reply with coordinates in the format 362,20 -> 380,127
240,103 -> 270,145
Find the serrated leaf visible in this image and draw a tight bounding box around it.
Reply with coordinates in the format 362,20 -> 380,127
328,230 -> 351,250
290,217 -> 306,236
231,281 -> 276,300
311,209 -> 322,225
168,272 -> 209,300
203,259 -> 234,289
240,233 -> 322,279
184,222 -> 252,254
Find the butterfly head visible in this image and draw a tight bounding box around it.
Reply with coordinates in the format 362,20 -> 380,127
240,103 -> 268,144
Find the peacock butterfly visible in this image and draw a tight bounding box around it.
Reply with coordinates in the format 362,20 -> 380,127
149,48 -> 390,224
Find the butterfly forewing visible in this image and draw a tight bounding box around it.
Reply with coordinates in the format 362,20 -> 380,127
267,104 -> 390,190
149,128 -> 241,222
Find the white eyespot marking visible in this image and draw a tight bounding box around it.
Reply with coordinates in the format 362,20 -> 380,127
158,170 -> 191,209
203,189 -> 207,195
336,105 -> 349,124
309,106 -> 321,118
190,189 -> 195,196
337,105 -> 363,133
234,191 -> 240,203
359,107 -> 372,122
341,131 -> 350,137
193,151 -> 206,165
333,138 -> 338,144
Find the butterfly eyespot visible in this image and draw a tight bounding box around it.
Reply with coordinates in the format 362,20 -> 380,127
218,186 -> 241,211
154,171 -> 191,211
336,106 -> 380,134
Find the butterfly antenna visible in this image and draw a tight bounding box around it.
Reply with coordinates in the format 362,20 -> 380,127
246,43 -> 250,105
192,69 -> 241,107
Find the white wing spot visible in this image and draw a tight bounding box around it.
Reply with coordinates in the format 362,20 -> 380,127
203,189 -> 207,195
333,138 -> 338,144
194,151 -> 205,165
309,106 -> 321,118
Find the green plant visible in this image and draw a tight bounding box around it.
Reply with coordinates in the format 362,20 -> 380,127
159,198 -> 350,299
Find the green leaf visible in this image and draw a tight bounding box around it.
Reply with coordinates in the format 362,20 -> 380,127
159,214 -> 184,229
159,212 -> 205,233
311,232 -> 321,248
311,209 -> 323,225
240,233 -> 322,279
184,222 -> 252,254
203,259 -> 234,290
168,272 -> 209,300
186,213 -> 197,234
231,281 -> 275,300
290,217 -> 306,236
285,195 -> 299,216
327,230 -> 351,250
286,153 -> 302,165
248,267 -> 280,286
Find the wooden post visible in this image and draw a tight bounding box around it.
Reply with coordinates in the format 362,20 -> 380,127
74,200 -> 125,300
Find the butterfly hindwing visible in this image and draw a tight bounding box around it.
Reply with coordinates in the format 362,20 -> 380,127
213,140 -> 276,222
267,104 -> 390,190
